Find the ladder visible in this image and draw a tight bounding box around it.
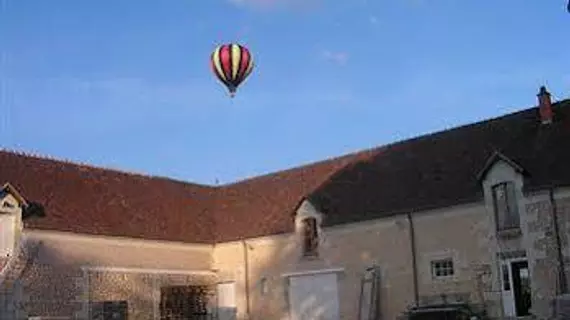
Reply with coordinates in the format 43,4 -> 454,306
358,266 -> 382,320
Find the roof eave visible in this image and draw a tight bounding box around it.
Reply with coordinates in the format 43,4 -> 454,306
1,182 -> 28,206
476,151 -> 527,182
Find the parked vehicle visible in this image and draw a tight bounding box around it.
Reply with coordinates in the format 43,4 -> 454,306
400,302 -> 489,320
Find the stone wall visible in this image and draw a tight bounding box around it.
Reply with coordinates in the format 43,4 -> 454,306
87,270 -> 216,320
525,193 -> 570,318
1,230 -> 215,319
213,202 -> 492,320
553,294 -> 570,319
21,263 -> 84,318
13,265 -> 217,319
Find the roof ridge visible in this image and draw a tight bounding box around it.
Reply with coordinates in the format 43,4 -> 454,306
370,101 -> 560,151
222,102 -> 556,187
3,99 -> 568,190
0,148 -> 213,188
219,148 -> 378,187
0,147 -> 153,176
221,99 -> 570,187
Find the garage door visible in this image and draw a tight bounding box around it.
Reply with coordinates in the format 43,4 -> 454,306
288,272 -> 340,320
217,282 -> 237,320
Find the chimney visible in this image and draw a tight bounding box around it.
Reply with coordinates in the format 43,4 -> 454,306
537,86 -> 553,125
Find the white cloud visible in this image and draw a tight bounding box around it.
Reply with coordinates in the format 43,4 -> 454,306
321,50 -> 349,65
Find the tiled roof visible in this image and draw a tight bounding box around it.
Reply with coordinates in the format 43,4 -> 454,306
0,151 -> 217,243
212,150 -> 377,242
309,99 -> 570,226
1,99 -> 569,243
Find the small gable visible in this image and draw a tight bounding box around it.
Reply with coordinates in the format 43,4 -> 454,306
0,183 -> 27,214
477,152 -> 526,183
0,182 -> 45,219
0,183 -> 26,258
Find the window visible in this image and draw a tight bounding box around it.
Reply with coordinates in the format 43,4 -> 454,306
2,201 -> 14,209
302,217 -> 319,257
260,277 -> 268,295
160,285 -> 210,320
502,264 -> 511,291
431,258 -> 454,278
90,300 -> 128,320
492,182 -> 520,231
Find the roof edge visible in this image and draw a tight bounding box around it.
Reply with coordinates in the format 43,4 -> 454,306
1,182 -> 28,206
476,151 -> 526,182
220,148 -> 379,188
0,148 -> 215,189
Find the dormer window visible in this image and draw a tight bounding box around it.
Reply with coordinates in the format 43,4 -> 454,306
295,199 -> 323,259
301,217 -> 319,257
492,182 -> 520,231
0,183 -> 33,258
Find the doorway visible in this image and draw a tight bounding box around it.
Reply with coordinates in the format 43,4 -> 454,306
500,259 -> 531,317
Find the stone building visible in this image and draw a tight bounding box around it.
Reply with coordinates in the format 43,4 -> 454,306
0,87 -> 569,319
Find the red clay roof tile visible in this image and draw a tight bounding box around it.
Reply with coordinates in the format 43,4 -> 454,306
1,99 -> 569,243
0,152 -> 217,243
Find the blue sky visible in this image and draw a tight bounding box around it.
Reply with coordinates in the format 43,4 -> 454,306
1,0 -> 569,185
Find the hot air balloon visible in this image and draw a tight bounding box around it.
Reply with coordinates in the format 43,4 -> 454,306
210,43 -> 254,98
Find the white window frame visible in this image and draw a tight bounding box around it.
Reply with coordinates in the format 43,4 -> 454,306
430,258 -> 455,279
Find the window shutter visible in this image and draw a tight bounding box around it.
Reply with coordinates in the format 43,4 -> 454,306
505,181 -> 520,228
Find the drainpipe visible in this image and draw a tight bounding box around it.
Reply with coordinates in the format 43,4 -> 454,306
548,188 -> 568,294
406,213 -> 420,306
241,240 -> 252,319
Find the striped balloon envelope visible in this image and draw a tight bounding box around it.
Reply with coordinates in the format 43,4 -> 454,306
210,43 -> 254,98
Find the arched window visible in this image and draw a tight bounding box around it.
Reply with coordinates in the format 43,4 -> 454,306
301,217 -> 319,257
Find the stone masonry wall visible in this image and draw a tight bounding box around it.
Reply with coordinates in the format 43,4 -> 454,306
4,230 -> 215,319
213,203 -> 492,320
525,194 -> 570,318
20,263 -> 84,318
87,270 -> 216,320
